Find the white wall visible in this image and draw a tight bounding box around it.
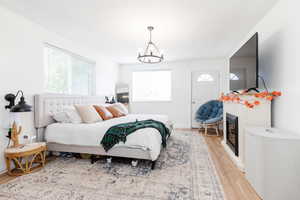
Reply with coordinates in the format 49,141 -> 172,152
229,0 -> 297,131
0,5 -> 118,173
95,58 -> 118,96
118,59 -> 227,128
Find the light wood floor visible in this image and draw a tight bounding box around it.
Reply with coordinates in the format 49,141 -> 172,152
199,129 -> 261,200
0,157 -> 56,184
1,129 -> 261,200
0,173 -> 13,184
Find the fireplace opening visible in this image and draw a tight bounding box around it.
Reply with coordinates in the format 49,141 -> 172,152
226,113 -> 239,156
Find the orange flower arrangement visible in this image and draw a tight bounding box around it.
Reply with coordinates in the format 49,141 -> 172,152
254,101 -> 260,106
219,91 -> 282,109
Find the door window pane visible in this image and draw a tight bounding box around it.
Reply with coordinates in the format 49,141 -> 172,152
197,74 -> 214,82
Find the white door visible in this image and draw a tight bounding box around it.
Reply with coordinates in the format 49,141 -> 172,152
191,71 -> 220,128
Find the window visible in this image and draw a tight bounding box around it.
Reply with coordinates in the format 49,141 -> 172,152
230,73 -> 239,80
197,73 -> 214,82
132,71 -> 171,102
44,44 -> 95,95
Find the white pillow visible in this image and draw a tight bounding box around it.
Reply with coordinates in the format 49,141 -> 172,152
52,112 -> 70,123
75,105 -> 103,123
114,103 -> 129,115
52,108 -> 83,124
65,108 -> 82,123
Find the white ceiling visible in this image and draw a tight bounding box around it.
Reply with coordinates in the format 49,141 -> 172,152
0,0 -> 279,64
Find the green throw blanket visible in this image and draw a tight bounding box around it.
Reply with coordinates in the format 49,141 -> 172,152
101,119 -> 170,152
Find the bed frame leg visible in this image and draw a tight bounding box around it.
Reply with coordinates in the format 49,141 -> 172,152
151,161 -> 156,170
73,153 -> 81,159
91,155 -> 96,164
91,155 -> 101,164
47,151 -> 53,157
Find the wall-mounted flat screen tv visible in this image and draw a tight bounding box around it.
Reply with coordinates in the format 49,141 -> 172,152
230,33 -> 258,91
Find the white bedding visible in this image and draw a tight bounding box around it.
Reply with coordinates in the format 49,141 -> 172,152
45,114 -> 169,161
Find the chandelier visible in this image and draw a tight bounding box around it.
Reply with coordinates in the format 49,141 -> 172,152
137,26 -> 164,64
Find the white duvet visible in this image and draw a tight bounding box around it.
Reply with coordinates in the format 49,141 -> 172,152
45,114 -> 170,161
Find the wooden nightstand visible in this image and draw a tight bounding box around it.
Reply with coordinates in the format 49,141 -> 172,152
5,142 -> 47,176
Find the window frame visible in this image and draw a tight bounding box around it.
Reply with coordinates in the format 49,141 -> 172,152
230,73 -> 240,81
44,43 -> 96,96
131,69 -> 172,103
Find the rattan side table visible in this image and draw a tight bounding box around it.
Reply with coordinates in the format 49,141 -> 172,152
5,142 -> 47,176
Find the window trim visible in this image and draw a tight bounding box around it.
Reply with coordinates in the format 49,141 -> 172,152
44,43 -> 96,96
44,43 -> 96,65
131,69 -> 172,102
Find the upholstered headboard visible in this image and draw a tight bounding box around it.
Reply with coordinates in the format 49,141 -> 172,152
34,94 -> 105,141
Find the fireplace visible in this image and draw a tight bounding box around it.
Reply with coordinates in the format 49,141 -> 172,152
226,113 -> 239,156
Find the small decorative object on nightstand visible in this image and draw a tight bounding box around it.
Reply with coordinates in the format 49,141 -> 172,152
10,122 -> 22,148
5,142 -> 47,176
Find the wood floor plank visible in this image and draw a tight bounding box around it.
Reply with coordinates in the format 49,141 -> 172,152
0,173 -> 14,184
0,156 -> 56,184
201,130 -> 261,200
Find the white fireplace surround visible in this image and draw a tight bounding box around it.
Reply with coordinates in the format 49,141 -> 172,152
222,95 -> 271,171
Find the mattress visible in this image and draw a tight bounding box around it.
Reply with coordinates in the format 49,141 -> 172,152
45,114 -> 169,160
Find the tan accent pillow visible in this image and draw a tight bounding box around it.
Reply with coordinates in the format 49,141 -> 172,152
113,103 -> 129,115
93,105 -> 114,120
74,105 -> 102,123
107,105 -> 126,118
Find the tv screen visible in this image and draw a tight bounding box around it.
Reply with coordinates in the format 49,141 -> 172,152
230,33 -> 258,91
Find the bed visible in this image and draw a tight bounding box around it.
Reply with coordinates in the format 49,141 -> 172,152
34,94 -> 172,167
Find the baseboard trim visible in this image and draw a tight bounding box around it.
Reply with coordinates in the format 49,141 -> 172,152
221,140 -> 245,172
173,124 -> 190,129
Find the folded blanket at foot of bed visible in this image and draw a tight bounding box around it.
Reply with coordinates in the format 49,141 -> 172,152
101,119 -> 171,152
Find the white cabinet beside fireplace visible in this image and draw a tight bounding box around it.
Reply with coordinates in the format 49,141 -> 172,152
222,95 -> 271,171
245,127 -> 300,200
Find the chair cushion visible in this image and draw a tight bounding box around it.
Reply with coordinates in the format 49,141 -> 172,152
204,116 -> 223,124
195,100 -> 223,124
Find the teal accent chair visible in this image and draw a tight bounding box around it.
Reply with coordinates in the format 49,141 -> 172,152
195,100 -> 223,136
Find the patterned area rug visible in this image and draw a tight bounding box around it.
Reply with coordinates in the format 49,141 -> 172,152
0,131 -> 225,200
